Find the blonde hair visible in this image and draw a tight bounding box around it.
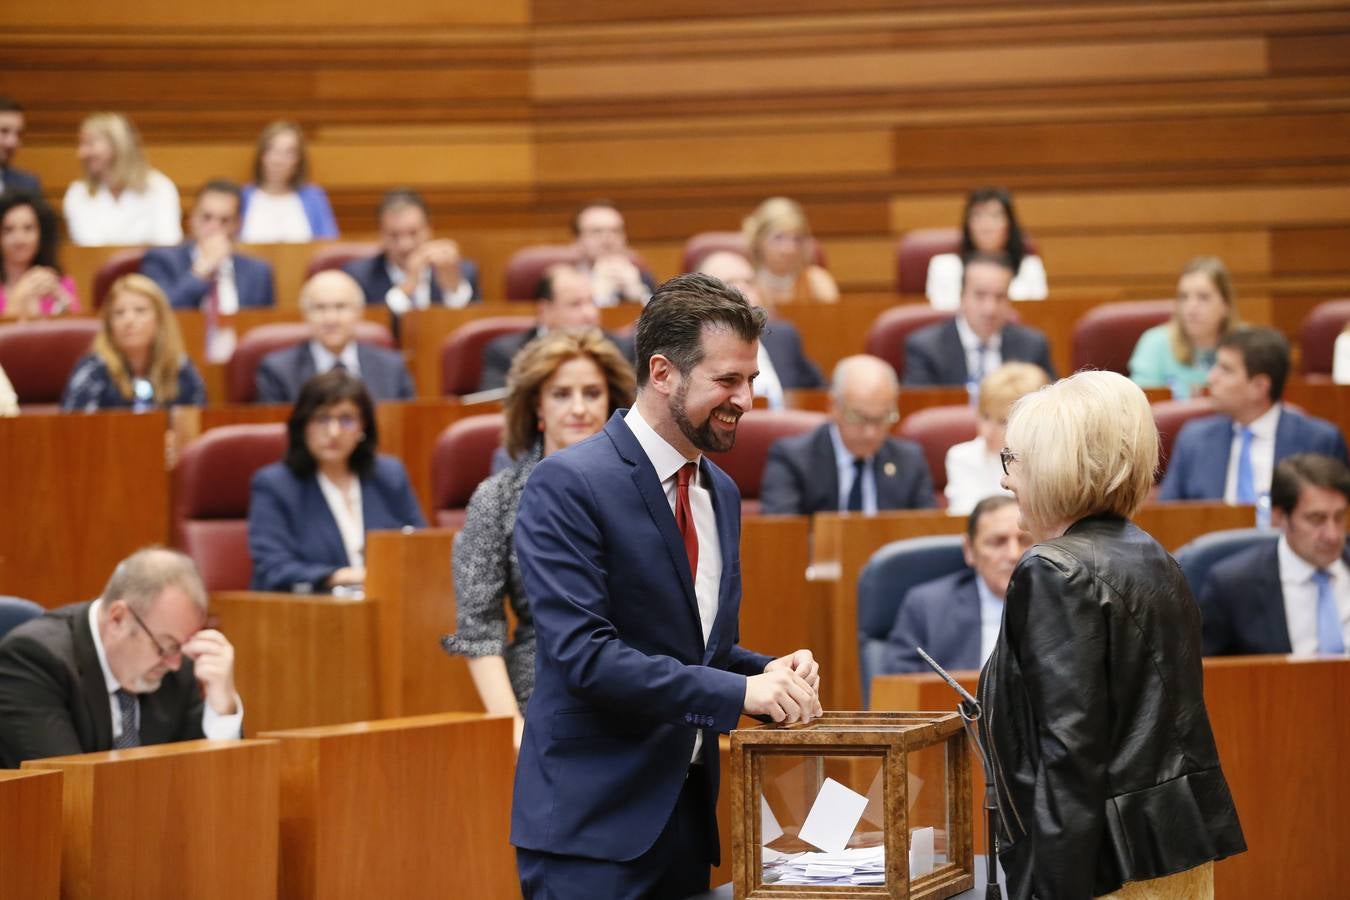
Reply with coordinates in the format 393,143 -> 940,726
79,112 -> 150,193
978,362 -> 1049,420
94,274 -> 187,403
741,196 -> 810,268
1004,370 -> 1158,532
502,328 -> 635,457
1168,256 -> 1237,366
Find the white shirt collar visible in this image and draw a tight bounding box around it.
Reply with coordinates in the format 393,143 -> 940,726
1277,532 -> 1346,584
1234,402 -> 1281,439
954,314 -> 1002,352
309,340 -> 361,375
623,404 -> 699,485
87,599 -> 122,695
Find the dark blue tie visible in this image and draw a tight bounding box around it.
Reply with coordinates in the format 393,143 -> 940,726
1313,569 -> 1345,654
113,689 -> 140,749
846,458 -> 866,512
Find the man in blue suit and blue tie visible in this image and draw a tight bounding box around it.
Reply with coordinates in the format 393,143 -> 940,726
881,495 -> 1031,674
512,273 -> 823,899
1160,326 -> 1348,502
140,179 -> 275,312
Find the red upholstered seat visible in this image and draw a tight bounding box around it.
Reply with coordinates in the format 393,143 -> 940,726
92,248 -> 148,309
439,316 -> 534,397
1298,298 -> 1350,379
226,321 -> 396,403
896,404 -> 979,495
863,306 -> 953,379
172,423 -> 288,591
894,228 -> 961,295
431,413 -> 506,528
1151,397 -> 1215,480
305,242 -> 380,279
680,231 -> 827,273
706,408 -> 827,514
0,318 -> 101,407
1071,300 -> 1174,375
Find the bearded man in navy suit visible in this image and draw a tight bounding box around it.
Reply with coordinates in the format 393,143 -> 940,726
512,273 -> 823,899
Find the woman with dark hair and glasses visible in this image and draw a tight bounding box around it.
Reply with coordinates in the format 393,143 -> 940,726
247,369 -> 424,593
926,185 -> 1047,311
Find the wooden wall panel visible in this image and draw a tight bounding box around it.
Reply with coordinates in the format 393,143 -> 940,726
1272,226 -> 1350,274
7,0 -> 527,28
1038,231 -> 1272,280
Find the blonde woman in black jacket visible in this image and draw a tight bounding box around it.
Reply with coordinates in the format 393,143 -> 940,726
981,370 -> 1245,899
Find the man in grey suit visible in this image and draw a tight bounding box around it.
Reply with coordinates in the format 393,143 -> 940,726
903,251 -> 1055,387
881,495 -> 1031,674
0,97 -> 40,195
255,270 -> 414,403
760,354 -> 935,515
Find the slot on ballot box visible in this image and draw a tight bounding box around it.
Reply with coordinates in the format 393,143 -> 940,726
730,711 -> 973,899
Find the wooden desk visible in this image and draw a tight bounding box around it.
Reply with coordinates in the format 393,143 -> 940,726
1285,379 -> 1350,433
0,769 -> 62,900
374,397 -> 502,519
259,714 -> 516,900
871,656 -> 1350,900
810,503 -> 1255,708
212,591 -> 380,733
0,411 -> 171,607
23,739 -> 280,900
366,529 -> 483,717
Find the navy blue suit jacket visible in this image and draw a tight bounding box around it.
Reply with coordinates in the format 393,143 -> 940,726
903,319 -> 1055,386
761,319 -> 825,390
1,168 -> 41,196
1159,406 -> 1350,501
247,455 -> 426,592
1198,541 -> 1350,655
512,412 -> 773,864
759,424 -> 936,515
254,341 -> 415,404
342,252 -> 481,308
140,243 -> 275,310
881,568 -> 984,674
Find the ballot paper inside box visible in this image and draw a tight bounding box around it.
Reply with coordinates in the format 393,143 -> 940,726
730,712 -> 973,899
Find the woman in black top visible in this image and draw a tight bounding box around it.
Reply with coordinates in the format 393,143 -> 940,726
982,370 -> 1245,899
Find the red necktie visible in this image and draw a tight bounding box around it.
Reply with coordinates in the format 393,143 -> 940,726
675,462 -> 699,579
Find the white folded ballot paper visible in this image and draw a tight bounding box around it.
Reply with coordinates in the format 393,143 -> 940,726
761,777 -> 937,886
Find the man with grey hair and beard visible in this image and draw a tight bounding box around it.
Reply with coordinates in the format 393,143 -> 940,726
0,547 -> 242,767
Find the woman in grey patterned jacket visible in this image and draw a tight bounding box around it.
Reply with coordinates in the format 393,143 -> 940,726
442,327 -> 635,749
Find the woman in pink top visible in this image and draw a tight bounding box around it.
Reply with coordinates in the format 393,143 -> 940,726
0,192 -> 80,319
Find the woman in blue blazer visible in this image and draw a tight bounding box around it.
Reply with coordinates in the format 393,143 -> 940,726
248,369 -> 423,592
239,120 -> 339,243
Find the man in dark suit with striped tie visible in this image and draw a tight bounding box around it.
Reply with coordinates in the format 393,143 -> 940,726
0,548 -> 242,768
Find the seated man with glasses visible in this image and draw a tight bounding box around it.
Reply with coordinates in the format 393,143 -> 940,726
0,547 -> 242,767
760,354 -> 935,515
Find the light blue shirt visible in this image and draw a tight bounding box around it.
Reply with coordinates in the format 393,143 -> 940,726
828,424 -> 877,514
976,575 -> 1004,667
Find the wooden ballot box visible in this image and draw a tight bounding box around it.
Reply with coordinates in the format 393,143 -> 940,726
730,712 -> 973,899
259,713 -> 517,900
22,739 -> 280,900
0,769 -> 62,900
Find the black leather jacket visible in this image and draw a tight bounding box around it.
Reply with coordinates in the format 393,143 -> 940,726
977,515 -> 1246,899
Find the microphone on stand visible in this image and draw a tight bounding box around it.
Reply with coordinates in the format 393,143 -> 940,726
916,647 -> 1002,900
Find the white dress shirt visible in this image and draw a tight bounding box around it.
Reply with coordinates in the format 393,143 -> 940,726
62,169 -> 183,247
754,341 -> 785,410
316,472 -> 366,569
87,599 -> 243,742
383,261 -> 473,313
191,246 -> 239,315
624,406 -> 722,761
944,437 -> 1011,516
309,340 -> 362,377
1277,535 -> 1350,655
829,423 -> 877,514
975,575 -> 1004,668
953,315 -> 1003,387
924,252 -> 1049,311
1222,404 -> 1281,505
